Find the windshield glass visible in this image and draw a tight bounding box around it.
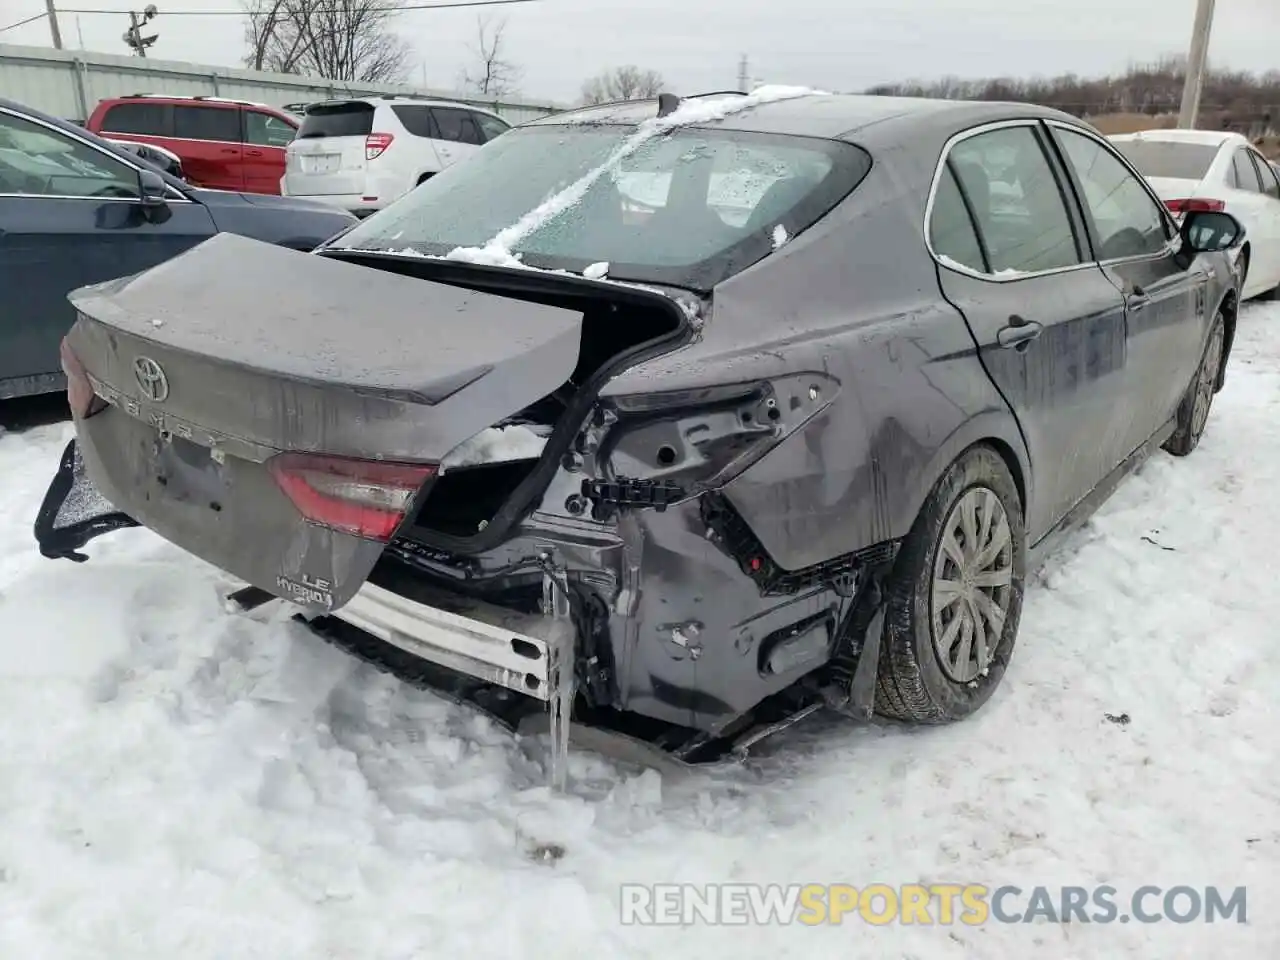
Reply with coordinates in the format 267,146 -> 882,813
328,124 -> 872,289
1111,139 -> 1219,180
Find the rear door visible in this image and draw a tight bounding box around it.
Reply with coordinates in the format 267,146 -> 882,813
0,105 -> 217,397
285,101 -> 374,197
388,104 -> 447,181
172,103 -> 244,191
428,106 -> 485,167
1048,122 -> 1206,452
929,120 -> 1131,543
241,108 -> 297,195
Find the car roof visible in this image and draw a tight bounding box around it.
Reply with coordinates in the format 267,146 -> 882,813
527,91 -> 1089,144
305,95 -> 506,119
1108,128 -> 1244,148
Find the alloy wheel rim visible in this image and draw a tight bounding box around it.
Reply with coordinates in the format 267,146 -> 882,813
930,486 -> 1015,683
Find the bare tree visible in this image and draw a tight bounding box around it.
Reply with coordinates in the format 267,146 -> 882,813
580,65 -> 665,105
242,0 -> 412,83
459,16 -> 521,98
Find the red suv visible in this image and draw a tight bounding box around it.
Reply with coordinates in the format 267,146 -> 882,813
85,94 -> 298,194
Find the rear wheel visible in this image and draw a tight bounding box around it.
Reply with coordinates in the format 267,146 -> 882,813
1163,309 -> 1226,458
875,445 -> 1026,723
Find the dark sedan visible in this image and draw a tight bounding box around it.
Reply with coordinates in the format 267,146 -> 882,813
0,97 -> 357,400
34,90 -> 1243,773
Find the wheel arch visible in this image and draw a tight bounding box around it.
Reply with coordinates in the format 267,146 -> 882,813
908,413 -> 1032,528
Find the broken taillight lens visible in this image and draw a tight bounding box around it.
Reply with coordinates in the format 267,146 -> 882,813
267,452 -> 436,541
59,336 -> 106,419
365,132 -> 394,160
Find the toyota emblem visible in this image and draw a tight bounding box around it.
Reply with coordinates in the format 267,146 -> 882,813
133,356 -> 169,402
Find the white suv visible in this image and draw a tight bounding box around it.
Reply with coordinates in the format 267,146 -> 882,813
282,95 -> 511,216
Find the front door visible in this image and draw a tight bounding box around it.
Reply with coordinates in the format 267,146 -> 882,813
0,106 -> 218,397
929,121 -> 1130,543
1049,122 -> 1206,452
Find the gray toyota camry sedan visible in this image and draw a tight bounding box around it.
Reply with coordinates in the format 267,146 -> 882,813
35,88 -> 1244,769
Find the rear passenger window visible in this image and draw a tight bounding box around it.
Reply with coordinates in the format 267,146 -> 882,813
930,164 -> 986,272
101,102 -> 171,136
1249,151 -> 1280,200
948,126 -> 1081,274
430,107 -> 483,145
1232,150 -> 1264,193
391,106 -> 435,138
174,105 -> 240,143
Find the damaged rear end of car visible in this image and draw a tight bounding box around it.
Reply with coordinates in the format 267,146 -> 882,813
37,89 -> 895,770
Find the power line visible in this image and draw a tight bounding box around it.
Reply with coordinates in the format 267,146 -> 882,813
0,11 -> 50,34
54,0 -> 540,14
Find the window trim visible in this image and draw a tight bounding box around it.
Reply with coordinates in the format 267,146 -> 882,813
1043,118 -> 1182,270
0,105 -> 192,203
923,117 -> 1096,284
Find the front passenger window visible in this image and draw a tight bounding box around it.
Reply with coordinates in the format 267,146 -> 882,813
0,110 -> 140,199
1054,128 -> 1173,260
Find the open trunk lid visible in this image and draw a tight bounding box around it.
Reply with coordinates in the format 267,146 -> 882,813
55,232 -> 583,610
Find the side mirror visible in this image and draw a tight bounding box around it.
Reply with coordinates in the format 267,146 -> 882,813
1180,209 -> 1245,254
138,168 -> 169,210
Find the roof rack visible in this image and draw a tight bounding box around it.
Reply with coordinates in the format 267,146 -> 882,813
121,92 -> 266,108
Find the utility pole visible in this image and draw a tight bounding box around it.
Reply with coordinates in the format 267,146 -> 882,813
1178,0 -> 1215,129
123,6 -> 158,57
737,54 -> 749,94
45,0 -> 63,49
129,12 -> 146,57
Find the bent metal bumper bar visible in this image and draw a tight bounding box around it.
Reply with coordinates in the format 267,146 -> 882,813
329,581 -> 575,702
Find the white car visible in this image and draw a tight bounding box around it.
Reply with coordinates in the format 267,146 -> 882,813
1109,129 -> 1280,300
281,95 -> 512,216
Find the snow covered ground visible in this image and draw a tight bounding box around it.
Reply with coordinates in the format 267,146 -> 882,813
1,304 -> 1278,959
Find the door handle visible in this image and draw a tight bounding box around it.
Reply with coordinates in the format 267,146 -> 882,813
246,150 -> 263,157
220,147 -> 237,154
997,315 -> 1043,351
1127,283 -> 1149,311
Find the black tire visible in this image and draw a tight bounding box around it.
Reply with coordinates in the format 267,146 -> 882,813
1163,309 -> 1226,458
875,445 -> 1027,724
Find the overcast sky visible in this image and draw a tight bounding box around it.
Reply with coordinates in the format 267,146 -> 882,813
4,0 -> 1279,106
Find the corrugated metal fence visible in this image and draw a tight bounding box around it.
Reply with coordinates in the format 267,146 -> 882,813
0,41 -> 565,125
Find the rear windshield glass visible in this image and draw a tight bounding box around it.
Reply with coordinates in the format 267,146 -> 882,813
1111,140 -> 1220,180
328,124 -> 872,289
298,102 -> 374,139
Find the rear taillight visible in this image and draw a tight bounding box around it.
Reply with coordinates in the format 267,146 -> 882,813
365,132 -> 394,160
1165,198 -> 1225,214
268,452 -> 436,541
59,337 -> 105,419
